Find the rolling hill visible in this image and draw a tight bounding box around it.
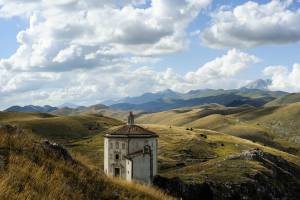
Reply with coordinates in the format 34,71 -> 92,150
111,93 -> 275,112
266,93 -> 300,106
136,103 -> 300,157
1,111 -> 300,199
0,124 -> 173,200
147,125 -> 300,200
0,111 -> 122,140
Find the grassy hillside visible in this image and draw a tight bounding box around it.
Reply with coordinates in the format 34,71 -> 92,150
265,93 -> 300,106
143,125 -> 300,199
0,112 -> 122,140
136,104 -> 300,156
53,124 -> 300,199
0,111 -> 300,199
0,125 -> 173,200
0,112 -> 124,167
52,105 -> 133,121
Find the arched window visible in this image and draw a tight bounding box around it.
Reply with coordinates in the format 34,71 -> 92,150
115,154 -> 119,160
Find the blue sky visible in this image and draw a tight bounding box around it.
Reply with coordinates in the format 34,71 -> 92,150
1,0 -> 300,108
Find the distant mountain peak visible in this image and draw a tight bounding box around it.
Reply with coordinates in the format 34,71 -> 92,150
5,105 -> 57,113
242,79 -> 272,90
58,103 -> 80,109
102,89 -> 180,106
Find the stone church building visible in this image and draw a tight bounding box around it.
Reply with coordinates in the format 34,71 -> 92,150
104,112 -> 158,184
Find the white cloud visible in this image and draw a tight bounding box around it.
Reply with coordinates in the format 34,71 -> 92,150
0,1 -> 264,109
201,0 -> 300,48
185,49 -> 259,88
0,0 -> 212,71
264,63 -> 300,92
0,49 -> 258,108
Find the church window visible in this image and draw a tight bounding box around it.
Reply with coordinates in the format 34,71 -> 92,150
115,154 -> 119,160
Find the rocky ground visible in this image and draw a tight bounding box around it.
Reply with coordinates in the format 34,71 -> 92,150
154,149 -> 300,200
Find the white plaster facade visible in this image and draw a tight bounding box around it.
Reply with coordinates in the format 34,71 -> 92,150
104,117 -> 158,184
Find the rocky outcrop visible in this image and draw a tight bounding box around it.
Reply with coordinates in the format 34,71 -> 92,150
153,176 -> 213,200
41,140 -> 74,162
0,124 -> 24,134
155,149 -> 300,200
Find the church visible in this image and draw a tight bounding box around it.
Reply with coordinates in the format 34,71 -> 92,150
104,112 -> 158,184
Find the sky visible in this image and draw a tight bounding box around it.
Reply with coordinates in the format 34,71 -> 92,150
1,0 -> 300,109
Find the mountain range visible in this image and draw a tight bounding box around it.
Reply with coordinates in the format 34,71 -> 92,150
5,105 -> 58,113
3,79 -> 289,113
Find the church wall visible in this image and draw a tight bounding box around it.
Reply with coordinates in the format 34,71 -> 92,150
125,159 -> 132,182
104,136 -> 158,184
132,154 -> 151,183
128,137 -> 157,182
104,137 -> 129,178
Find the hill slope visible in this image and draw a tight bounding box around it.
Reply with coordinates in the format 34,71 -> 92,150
57,123 -> 300,199
2,111 -> 300,199
136,103 -> 300,156
0,112 -> 122,140
266,93 -> 300,106
148,125 -> 300,200
111,94 -> 274,112
0,125 -> 173,200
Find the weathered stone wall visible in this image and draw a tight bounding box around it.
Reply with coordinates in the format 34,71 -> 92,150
104,136 -> 157,184
104,138 -> 128,178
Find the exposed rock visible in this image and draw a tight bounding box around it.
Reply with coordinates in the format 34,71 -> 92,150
155,149 -> 300,200
41,140 -> 74,162
0,124 -> 24,134
153,175 -> 213,200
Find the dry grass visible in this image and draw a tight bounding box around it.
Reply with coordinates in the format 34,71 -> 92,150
137,104 -> 300,156
0,127 -> 174,200
108,177 -> 175,200
139,124 -> 300,183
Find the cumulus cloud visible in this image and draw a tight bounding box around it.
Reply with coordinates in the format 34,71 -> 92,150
201,0 -> 300,48
0,1 -> 263,109
264,63 -> 300,92
0,49 -> 259,108
185,49 -> 259,88
0,0 -> 211,71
